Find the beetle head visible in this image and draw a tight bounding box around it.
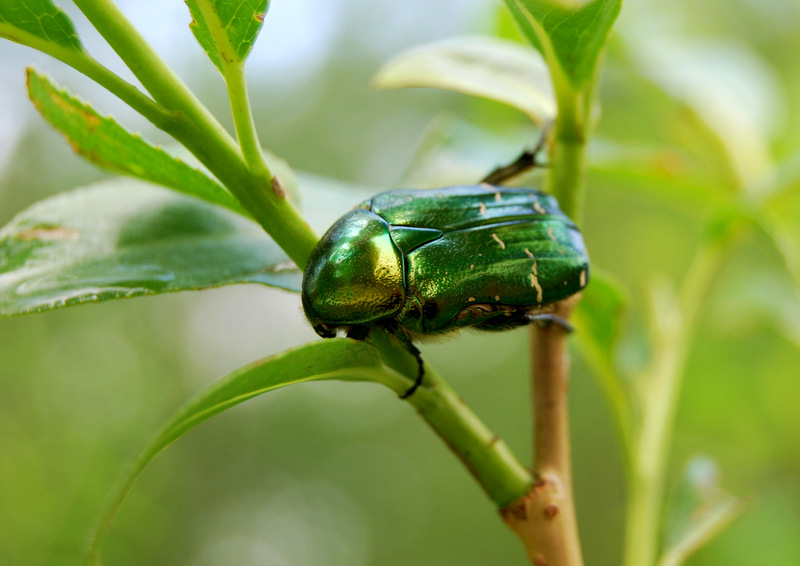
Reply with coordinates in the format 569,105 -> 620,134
302,208 -> 406,338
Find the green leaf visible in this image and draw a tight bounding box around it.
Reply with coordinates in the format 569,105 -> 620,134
0,179 -> 301,317
503,0 -> 621,89
27,68 -> 246,216
755,211 -> 800,344
572,270 -> 633,455
0,0 -> 83,52
373,36 -> 555,125
659,457 -> 745,566
185,0 -> 269,72
574,270 -> 626,357
622,35 -> 779,189
89,338 -> 389,564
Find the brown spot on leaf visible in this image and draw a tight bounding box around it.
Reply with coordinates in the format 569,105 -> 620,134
271,176 -> 285,197
17,226 -> 79,241
271,261 -> 296,272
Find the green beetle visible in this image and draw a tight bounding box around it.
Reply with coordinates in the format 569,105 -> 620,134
302,184 -> 589,395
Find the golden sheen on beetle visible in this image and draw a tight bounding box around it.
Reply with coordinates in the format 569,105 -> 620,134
301,185 -> 590,344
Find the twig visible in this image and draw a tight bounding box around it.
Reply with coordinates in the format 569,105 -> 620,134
501,299 -> 584,566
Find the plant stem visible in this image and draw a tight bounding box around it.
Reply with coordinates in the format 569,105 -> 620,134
623,233 -> 732,566
502,301 -> 584,566
368,339 -> 533,507
71,0 -> 235,148
413,368 -> 534,506
225,61 -> 272,180
0,24 -> 171,128
71,0 -> 318,267
496,42 -> 597,566
191,0 -> 273,182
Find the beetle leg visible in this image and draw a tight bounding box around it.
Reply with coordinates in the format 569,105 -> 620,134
399,342 -> 425,399
527,313 -> 573,333
345,325 -> 371,340
480,121 -> 553,185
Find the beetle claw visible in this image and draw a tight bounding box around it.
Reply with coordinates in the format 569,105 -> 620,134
528,313 -> 573,333
399,342 -> 425,399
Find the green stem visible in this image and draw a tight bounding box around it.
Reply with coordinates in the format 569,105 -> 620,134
408,366 -> 534,507
71,0 -> 318,267
546,72 -> 595,222
225,61 -> 272,180
576,335 -> 635,475
548,126 -> 586,221
192,0 -> 272,181
623,233 -> 732,566
71,0 -> 235,147
0,24 -> 170,128
367,333 -> 532,507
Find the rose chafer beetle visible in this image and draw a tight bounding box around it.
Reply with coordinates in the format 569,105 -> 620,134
302,184 -> 590,397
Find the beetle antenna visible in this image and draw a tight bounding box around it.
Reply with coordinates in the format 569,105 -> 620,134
399,341 -> 425,399
481,120 -> 553,185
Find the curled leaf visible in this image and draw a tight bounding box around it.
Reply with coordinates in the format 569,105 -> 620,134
373,36 -> 555,125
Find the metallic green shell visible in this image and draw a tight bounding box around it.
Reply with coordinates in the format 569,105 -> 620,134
302,208 -> 405,337
302,185 -> 589,339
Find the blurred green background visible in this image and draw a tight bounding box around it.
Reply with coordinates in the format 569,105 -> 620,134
1,0 -> 800,564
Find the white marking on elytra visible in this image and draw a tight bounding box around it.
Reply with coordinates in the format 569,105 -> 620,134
494,192 -> 502,202
580,269 -> 587,287
533,201 -> 547,214
491,233 -> 506,249
547,226 -> 557,243
470,264 -> 475,270
468,296 -> 476,302
530,273 -> 544,303
479,202 -> 487,216
524,248 -> 539,275
495,295 -> 500,301
479,183 -> 494,191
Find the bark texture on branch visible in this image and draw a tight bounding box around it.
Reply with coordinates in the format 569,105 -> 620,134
501,299 -> 583,566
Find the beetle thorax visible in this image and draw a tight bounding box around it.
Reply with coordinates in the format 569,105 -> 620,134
302,208 -> 406,336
